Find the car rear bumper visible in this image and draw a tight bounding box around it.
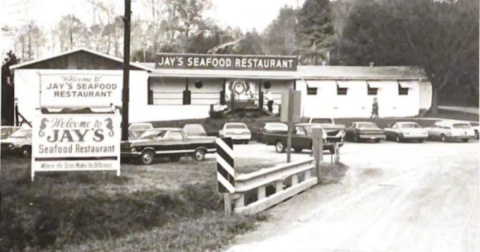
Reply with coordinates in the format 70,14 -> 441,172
224,135 -> 251,140
359,135 -> 386,140
449,135 -> 476,140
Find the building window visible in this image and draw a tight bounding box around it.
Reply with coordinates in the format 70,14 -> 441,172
367,85 -> 378,95
337,86 -> 348,95
307,86 -> 317,95
398,84 -> 409,95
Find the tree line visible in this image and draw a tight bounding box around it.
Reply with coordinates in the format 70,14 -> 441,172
3,0 -> 478,110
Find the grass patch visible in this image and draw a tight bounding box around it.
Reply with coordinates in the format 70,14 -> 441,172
0,161 -> 265,252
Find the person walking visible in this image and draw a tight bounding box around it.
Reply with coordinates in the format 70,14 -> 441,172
265,90 -> 274,115
371,97 -> 379,119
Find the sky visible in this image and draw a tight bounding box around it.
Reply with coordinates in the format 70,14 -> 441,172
0,0 -> 305,55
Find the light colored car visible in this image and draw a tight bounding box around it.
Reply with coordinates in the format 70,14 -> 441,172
128,123 -> 153,139
303,117 -> 346,141
183,124 -> 207,138
1,126 -> 21,139
384,122 -> 428,143
1,128 -> 32,157
427,120 -> 476,142
219,122 -> 251,144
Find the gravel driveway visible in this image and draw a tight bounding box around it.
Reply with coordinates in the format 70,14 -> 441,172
226,141 -> 480,252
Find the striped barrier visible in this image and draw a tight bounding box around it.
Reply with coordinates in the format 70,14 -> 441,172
216,138 -> 235,193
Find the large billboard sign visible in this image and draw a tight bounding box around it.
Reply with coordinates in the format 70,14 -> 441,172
31,113 -> 120,180
38,72 -> 122,108
155,53 -> 298,71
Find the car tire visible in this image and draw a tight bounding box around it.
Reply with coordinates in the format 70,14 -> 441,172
193,148 -> 206,161
20,146 -> 31,157
396,135 -> 401,143
418,139 -> 424,143
462,139 -> 469,143
294,148 -> 303,153
140,150 -> 155,165
169,155 -> 182,162
275,141 -> 285,153
441,134 -> 447,142
475,130 -> 479,140
354,134 -> 360,143
375,139 -> 381,143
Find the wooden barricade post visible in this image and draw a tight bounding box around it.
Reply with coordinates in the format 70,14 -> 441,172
216,137 -> 235,216
312,127 -> 323,184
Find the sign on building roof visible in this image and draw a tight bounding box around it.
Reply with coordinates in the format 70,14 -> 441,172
155,53 -> 298,71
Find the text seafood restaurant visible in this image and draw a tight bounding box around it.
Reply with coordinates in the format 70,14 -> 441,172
10,48 -> 433,123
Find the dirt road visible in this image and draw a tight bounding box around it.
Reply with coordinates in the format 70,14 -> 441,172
227,141 -> 480,252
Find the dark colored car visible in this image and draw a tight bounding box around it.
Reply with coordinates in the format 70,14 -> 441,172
256,122 -> 288,143
1,128 -> 32,157
121,128 -> 216,165
345,122 -> 386,143
264,123 -> 343,154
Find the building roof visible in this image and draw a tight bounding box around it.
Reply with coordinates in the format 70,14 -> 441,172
143,64 -> 428,81
10,48 -> 152,71
297,66 -> 428,81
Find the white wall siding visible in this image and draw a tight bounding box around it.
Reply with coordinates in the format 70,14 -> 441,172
298,80 -> 428,118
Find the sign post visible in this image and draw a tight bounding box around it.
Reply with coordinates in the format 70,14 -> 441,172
281,90 -> 301,163
312,127 -> 324,184
216,137 -> 235,216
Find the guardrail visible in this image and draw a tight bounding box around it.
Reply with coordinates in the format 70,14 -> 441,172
217,127 -> 340,216
231,158 -> 317,215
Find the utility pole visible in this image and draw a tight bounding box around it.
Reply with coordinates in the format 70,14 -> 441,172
121,0 -> 131,141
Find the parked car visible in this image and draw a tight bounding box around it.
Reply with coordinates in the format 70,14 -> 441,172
426,120 -> 476,142
345,122 -> 386,143
302,117 -> 346,142
121,128 -> 216,165
183,123 -> 207,138
264,123 -> 342,154
256,122 -> 288,143
1,126 -> 21,139
384,122 -> 428,142
218,122 -> 251,144
1,128 -> 32,157
128,123 -> 153,140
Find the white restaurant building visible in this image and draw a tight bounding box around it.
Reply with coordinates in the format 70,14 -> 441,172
10,48 -> 432,123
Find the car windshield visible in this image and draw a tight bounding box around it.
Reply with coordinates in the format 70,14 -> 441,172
184,124 -> 206,136
226,124 -> 247,129
140,129 -> 167,139
357,123 -> 378,129
266,123 -> 288,130
453,123 -> 471,129
130,124 -> 152,131
400,123 -> 421,129
9,129 -> 32,138
311,118 -> 333,124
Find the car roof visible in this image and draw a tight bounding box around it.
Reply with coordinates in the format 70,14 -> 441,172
395,121 -> 420,125
353,121 -> 376,124
150,127 -> 182,131
225,122 -> 247,125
